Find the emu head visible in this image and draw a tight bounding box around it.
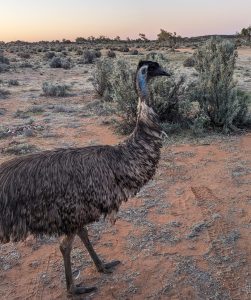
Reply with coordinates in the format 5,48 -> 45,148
137,60 -> 171,81
136,60 -> 171,107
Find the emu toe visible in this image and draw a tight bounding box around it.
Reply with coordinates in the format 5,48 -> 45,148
70,285 -> 97,295
98,260 -> 121,273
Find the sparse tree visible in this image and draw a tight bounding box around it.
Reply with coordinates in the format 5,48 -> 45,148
76,37 -> 86,44
240,26 -> 251,42
139,33 -> 149,42
157,29 -> 177,47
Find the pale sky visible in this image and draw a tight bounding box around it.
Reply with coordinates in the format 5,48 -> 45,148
0,0 -> 250,42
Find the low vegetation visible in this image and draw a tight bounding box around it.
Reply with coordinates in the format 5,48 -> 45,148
192,38 -> 249,132
42,82 -> 70,97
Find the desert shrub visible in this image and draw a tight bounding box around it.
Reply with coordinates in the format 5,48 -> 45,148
107,50 -> 116,58
149,76 -> 191,124
42,82 -> 70,97
192,38 -> 249,132
8,79 -> 19,86
81,50 -> 96,64
93,49 -> 102,58
0,89 -> 10,99
2,142 -> 37,155
76,49 -> 83,55
130,49 -> 139,55
0,108 -> 6,116
146,52 -> 167,64
52,105 -> 75,113
0,52 -> 10,72
19,62 -> 33,68
18,52 -> 31,59
183,56 -> 195,67
109,59 -> 138,132
44,51 -> 56,60
119,46 -> 129,52
93,57 -> 190,134
190,114 -> 210,136
0,63 -> 10,72
92,58 -> 114,100
0,52 -> 9,65
27,105 -> 45,114
49,57 -> 71,69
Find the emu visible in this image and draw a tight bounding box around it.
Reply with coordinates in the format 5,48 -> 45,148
0,61 -> 170,295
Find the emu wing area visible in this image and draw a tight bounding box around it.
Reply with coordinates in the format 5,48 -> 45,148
0,146 -> 130,241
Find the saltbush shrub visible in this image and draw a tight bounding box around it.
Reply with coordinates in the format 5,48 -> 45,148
44,51 -> 56,60
192,38 -> 248,132
50,57 -> 71,69
0,52 -> 10,72
42,82 -> 70,97
183,56 -> 195,67
92,58 -> 113,100
81,50 -> 96,64
107,50 -> 116,58
93,57 -> 189,134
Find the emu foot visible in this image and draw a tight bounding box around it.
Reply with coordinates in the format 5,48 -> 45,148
70,285 -> 97,295
97,260 -> 120,274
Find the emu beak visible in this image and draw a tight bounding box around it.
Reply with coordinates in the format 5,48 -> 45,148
155,67 -> 171,77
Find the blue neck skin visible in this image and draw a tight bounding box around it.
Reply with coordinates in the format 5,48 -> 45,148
137,70 -> 149,102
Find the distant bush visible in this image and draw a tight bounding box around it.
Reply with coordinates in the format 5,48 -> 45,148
76,49 -> 83,55
8,79 -> 19,86
27,105 -> 45,114
50,57 -> 71,69
18,52 -> 31,59
81,50 -> 96,64
0,63 -> 10,72
119,46 -> 129,52
2,142 -> 37,155
192,38 -> 249,132
109,59 -> 138,132
183,56 -> 195,67
0,52 -> 10,72
107,50 -> 116,58
44,51 -> 56,60
0,52 -> 10,65
146,52 -> 167,64
0,89 -> 10,99
130,49 -> 139,55
19,62 -> 33,68
42,82 -> 70,97
93,49 -> 102,58
92,58 -> 113,100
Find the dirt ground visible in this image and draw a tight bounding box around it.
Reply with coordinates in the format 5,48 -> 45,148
0,47 -> 251,300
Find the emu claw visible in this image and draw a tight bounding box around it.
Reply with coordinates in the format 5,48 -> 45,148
71,285 -> 97,295
98,260 -> 121,273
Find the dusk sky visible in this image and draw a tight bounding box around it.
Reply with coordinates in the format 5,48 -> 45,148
0,0 -> 250,42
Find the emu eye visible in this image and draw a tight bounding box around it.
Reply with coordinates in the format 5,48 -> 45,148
142,68 -> 147,75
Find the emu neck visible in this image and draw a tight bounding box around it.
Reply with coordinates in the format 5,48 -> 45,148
136,71 -> 150,103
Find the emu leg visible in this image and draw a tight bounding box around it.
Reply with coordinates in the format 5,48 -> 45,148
59,234 -> 97,295
78,227 -> 120,273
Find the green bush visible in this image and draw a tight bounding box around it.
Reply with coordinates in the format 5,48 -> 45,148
107,50 -> 116,58
93,57 -> 190,134
183,56 -> 195,67
92,58 -> 113,100
110,59 -> 138,132
42,82 -> 70,97
192,38 -> 248,132
0,52 -> 10,73
50,57 -> 71,69
81,50 -> 96,64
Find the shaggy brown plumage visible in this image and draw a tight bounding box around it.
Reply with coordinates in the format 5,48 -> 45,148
0,60 -> 170,295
